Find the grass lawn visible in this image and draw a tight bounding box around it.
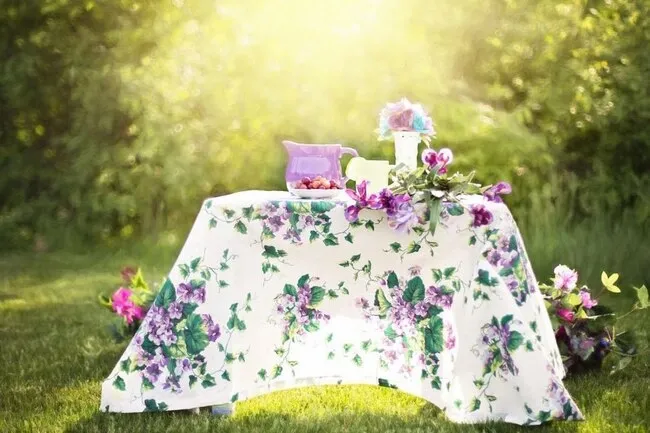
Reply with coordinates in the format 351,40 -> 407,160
1,246 -> 648,433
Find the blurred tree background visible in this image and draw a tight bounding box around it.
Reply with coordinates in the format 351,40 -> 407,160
1,0 -> 649,274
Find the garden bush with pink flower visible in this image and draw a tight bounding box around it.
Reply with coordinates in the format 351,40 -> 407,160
98,267 -> 158,341
539,266 -> 648,374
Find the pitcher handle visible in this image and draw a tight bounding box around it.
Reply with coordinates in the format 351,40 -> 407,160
340,147 -> 359,157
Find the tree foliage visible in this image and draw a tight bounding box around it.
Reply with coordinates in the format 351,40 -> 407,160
1,0 -> 648,249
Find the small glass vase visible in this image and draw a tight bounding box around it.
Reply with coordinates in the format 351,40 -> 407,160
392,130 -> 421,171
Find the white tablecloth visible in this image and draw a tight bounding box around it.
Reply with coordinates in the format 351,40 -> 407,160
100,191 -> 582,425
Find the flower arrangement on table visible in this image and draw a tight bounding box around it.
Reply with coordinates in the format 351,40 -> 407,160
346,97 -> 512,235
540,265 -> 648,374
98,267 -> 157,341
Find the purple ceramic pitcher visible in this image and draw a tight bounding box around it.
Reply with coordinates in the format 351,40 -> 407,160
283,140 -> 358,190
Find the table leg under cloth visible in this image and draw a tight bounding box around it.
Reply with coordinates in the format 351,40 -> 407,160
100,191 -> 583,425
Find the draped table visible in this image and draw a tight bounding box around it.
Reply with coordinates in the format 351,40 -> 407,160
100,191 -> 583,425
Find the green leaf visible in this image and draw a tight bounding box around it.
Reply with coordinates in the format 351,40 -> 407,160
231,393 -> 239,403
327,351 -> 335,360
218,280 -> 229,288
389,242 -> 401,252
352,354 -> 363,366
387,272 -> 399,288
310,286 -> 326,306
225,352 -> 236,363
407,242 -> 421,254
304,321 -> 320,332
634,285 -> 649,309
432,269 -> 443,281
424,316 -> 444,354
189,375 -> 198,388
328,289 -> 338,298
120,358 -> 132,373
221,371 -> 230,381
565,293 -> 582,306
507,330 -> 524,351
361,340 -> 372,351
403,277 -> 425,303
257,369 -> 267,380
184,314 -> 209,355
311,201 -> 336,214
155,279 -> 176,308
209,218 -> 217,229
344,233 -> 354,243
144,399 -> 162,412
242,206 -> 254,220
469,235 -> 477,246
364,220 -> 375,230
289,213 -> 300,227
141,336 -> 157,354
234,221 -> 248,234
297,274 -> 310,288
343,343 -> 353,353
339,261 -> 350,267
200,374 -> 216,388
428,198 -> 442,236
446,203 -> 464,216
375,289 -> 392,315
326,333 -> 333,342
469,398 -> 481,412
430,376 -> 441,390
476,269 -> 499,287
350,254 -> 361,263
141,377 -> 154,390
323,233 -> 339,246
500,314 -> 514,327
443,267 -> 456,278
262,245 -> 280,258
309,230 -> 319,241
271,365 -> 283,379
190,257 -> 201,272
223,209 -> 236,218
283,284 -> 298,297
113,376 -> 126,391
384,325 -> 398,340
235,317 -> 247,331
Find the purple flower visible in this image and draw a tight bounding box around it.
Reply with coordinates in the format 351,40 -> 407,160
414,301 -> 429,317
408,265 -> 422,276
163,375 -> 181,393
425,285 -> 453,308
345,181 -> 381,222
180,358 -> 192,372
152,348 -> 168,367
208,322 -> 221,342
355,297 -> 370,309
497,236 -> 511,251
177,283 -> 193,303
267,215 -> 284,232
192,285 -> 206,304
486,249 -> 501,265
483,181 -> 512,203
144,363 -> 162,384
580,290 -> 598,309
168,302 -> 183,320
470,204 -> 493,227
387,201 -> 418,233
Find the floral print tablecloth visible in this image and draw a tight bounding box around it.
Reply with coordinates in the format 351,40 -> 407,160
100,191 -> 583,425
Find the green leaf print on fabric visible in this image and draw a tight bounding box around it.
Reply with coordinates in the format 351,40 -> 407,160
424,316 -> 444,354
113,376 -> 126,391
184,314 -> 209,355
155,279 -> 176,308
403,277 -> 425,303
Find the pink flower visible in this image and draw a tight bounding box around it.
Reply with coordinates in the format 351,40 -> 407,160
553,265 -> 578,291
381,98 -> 415,131
556,308 -> 575,323
388,108 -> 414,131
580,290 -> 598,309
421,148 -> 453,174
111,287 -> 144,324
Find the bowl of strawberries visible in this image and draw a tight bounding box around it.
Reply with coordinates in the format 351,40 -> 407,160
288,176 -> 344,199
